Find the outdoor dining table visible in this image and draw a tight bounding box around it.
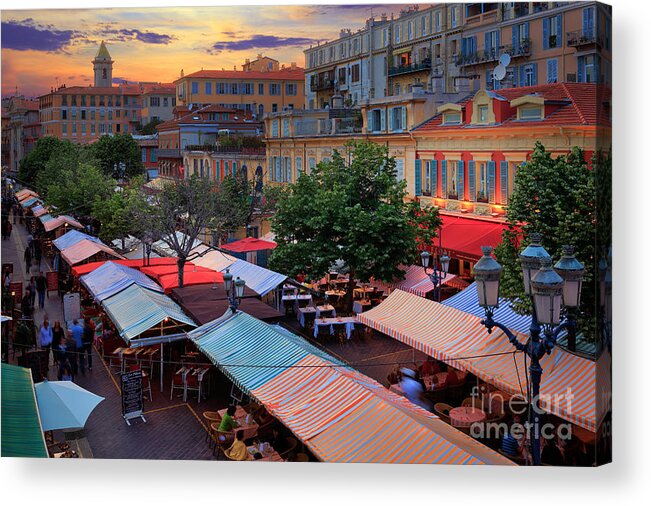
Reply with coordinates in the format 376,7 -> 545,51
449,406 -> 487,428
247,444 -> 284,462
281,294 -> 313,311
315,304 -> 336,319
218,406 -> 259,440
297,306 -> 316,327
324,289 -> 346,300
352,299 -> 372,314
353,286 -> 375,299
313,316 -> 357,340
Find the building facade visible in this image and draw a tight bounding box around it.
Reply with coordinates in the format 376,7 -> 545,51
140,85 -> 177,125
5,97 -> 40,173
174,58 -> 305,118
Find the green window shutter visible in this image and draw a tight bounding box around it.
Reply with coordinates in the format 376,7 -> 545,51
431,160 -> 438,198
468,160 -> 476,202
488,161 -> 496,203
543,17 -> 549,49
414,159 -> 422,196
401,106 -> 407,131
388,108 -> 394,131
380,109 -> 386,131
500,161 -> 509,204
368,111 -> 375,132
457,160 -> 464,200
441,160 -> 447,196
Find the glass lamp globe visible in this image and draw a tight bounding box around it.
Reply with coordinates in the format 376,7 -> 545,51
553,245 -> 585,309
472,246 -> 503,308
519,232 -> 551,296
531,257 -> 564,325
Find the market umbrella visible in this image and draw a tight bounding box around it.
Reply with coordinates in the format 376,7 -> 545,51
34,380 -> 105,431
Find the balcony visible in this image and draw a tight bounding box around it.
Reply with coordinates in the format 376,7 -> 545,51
292,116 -> 362,136
456,40 -> 531,67
388,59 -> 432,77
567,30 -> 604,49
184,145 -> 265,155
310,79 -> 335,93
157,148 -> 181,158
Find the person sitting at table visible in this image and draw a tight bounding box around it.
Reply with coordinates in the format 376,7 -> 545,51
443,369 -> 461,388
269,425 -> 289,454
421,359 -> 440,377
224,430 -> 252,461
218,405 -> 239,432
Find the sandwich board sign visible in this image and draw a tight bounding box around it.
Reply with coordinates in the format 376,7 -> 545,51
121,369 -> 146,425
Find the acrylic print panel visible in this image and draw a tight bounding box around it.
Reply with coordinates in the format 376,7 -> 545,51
0,1 -> 610,467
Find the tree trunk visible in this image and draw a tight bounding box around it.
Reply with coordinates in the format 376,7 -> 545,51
177,257 -> 186,288
346,272 -> 356,314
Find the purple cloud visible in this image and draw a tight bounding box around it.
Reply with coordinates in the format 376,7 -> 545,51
98,27 -> 176,45
1,19 -> 79,52
209,34 -> 321,54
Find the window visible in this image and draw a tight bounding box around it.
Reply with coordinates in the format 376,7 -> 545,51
116,109 -> 121,118
394,159 -> 405,181
204,82 -> 212,95
486,30 -> 499,58
578,54 -> 600,83
191,82 -> 199,94
520,63 -> 537,86
393,84 -> 401,96
582,6 -> 595,38
308,157 -> 316,174
435,11 -> 441,32
272,103 -> 278,113
383,28 -> 388,47
295,157 -> 302,179
102,68 -> 107,80
71,109 -> 77,119
284,157 -> 292,183
513,22 -> 530,51
91,123 -> 95,134
269,83 -> 281,95
216,82 -> 226,94
447,160 -> 458,199
72,123 -> 77,135
424,160 -> 432,196
477,162 -> 489,202
62,109 -> 67,120
81,96 -> 86,106
519,106 -> 543,121
421,16 -> 426,37
242,83 -> 254,95
90,96 -> 95,106
115,97 -> 121,107
230,83 -> 239,94
408,21 -> 413,40
100,108 -> 105,118
389,106 -> 406,132
395,24 -> 401,44
283,118 -> 290,136
369,109 -> 384,132
351,64 -> 360,83
61,95 -> 68,106
547,59 -> 558,83
272,119 -> 279,137
108,110 -> 112,120
286,83 -> 297,95
163,97 -> 168,107
90,110 -> 95,120
478,105 -> 489,123
443,112 -> 461,125
149,97 -> 160,107
338,67 -> 346,85
258,104 -> 264,117
451,6 -> 457,28
543,15 -> 562,49
142,148 -> 147,163
353,38 -> 359,54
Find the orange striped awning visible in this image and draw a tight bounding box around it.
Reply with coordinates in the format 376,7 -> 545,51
357,289 -> 602,432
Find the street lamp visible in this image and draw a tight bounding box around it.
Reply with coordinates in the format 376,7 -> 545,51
223,268 -> 246,313
421,250 -> 450,302
472,233 -> 585,466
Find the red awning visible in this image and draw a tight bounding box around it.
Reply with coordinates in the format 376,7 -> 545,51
71,257 -> 178,277
156,270 -> 225,293
424,214 -> 514,261
222,237 -> 277,253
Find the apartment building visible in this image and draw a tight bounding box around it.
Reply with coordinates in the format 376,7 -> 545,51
5,96 -> 40,172
140,85 -> 177,125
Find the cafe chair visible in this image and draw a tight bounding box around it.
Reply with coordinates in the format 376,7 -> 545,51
185,373 -> 202,403
294,453 -> 309,462
142,373 -> 153,402
213,429 -> 235,456
434,403 -> 453,424
170,370 -> 187,401
279,436 -> 298,460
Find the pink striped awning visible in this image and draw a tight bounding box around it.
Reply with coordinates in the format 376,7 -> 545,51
357,289 -> 602,432
371,265 -> 463,297
60,239 -> 124,266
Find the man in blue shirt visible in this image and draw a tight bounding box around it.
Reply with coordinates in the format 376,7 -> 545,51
69,319 -> 84,360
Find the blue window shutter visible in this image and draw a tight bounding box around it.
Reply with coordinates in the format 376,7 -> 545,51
496,30 -> 500,52
441,160 -> 447,196
596,55 -> 602,83
468,160 -> 476,202
500,161 -> 509,204
472,36 -> 477,54
524,22 -> 529,40
380,109 -> 386,131
488,161 -> 496,204
532,62 -> 538,85
457,160 -> 465,200
431,160 -> 438,197
414,159 -> 422,196
519,66 -> 525,87
485,32 -> 490,55
577,57 -> 585,83
543,17 -> 549,49
556,15 -> 563,46
401,107 -> 407,131
462,37 -> 468,57
512,25 -> 517,48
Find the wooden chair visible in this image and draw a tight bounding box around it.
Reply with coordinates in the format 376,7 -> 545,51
434,402 -> 453,424
185,373 -> 202,403
294,452 -> 309,462
279,436 -> 298,460
213,428 -> 235,456
203,412 -> 222,446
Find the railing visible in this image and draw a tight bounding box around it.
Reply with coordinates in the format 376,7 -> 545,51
310,79 -> 335,92
567,30 -> 603,48
292,117 -> 362,136
476,193 -> 489,204
388,59 -> 432,77
157,148 -> 181,158
457,40 -> 531,67
183,144 -> 265,155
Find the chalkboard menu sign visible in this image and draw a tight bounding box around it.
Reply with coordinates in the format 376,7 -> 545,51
121,370 -> 146,425
63,292 -> 81,323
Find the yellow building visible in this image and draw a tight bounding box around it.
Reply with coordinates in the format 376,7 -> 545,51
174,58 -> 305,118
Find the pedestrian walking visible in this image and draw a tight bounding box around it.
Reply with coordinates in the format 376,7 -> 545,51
82,316 -> 96,372
38,318 -> 53,365
24,246 -> 32,273
21,289 -> 33,320
6,221 -> 12,240
29,276 -> 37,310
3,269 -> 10,292
51,320 -> 65,365
62,331 -> 78,380
26,232 -> 34,254
36,272 -> 47,309
69,319 -> 84,373
34,239 -> 42,269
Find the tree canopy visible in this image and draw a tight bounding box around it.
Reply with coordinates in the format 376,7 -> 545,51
493,141 -> 602,339
90,133 -> 144,180
269,140 -> 441,310
19,136 -> 78,186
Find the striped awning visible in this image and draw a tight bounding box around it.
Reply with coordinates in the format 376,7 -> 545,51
443,282 -> 532,334
60,239 -> 124,266
101,284 -> 196,343
16,189 -> 39,201
357,289 -> 601,432
32,205 -> 48,217
371,264 -> 461,297
20,196 -> 42,208
220,259 -> 286,297
80,261 -> 163,302
190,244 -> 238,272
53,230 -> 104,251
1,364 -> 48,458
189,312 -> 513,464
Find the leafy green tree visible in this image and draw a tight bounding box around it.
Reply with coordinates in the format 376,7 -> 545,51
138,118 -> 164,135
91,180 -> 142,248
269,141 -> 441,311
90,133 -> 144,180
208,172 -> 253,246
493,142 -> 597,338
19,136 -> 78,185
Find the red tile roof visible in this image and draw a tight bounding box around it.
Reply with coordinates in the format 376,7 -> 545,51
156,104 -> 261,131
414,83 -> 611,133
48,86 -> 140,96
180,68 -> 304,81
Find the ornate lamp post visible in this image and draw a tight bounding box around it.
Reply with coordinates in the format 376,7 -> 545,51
420,250 -> 450,302
223,268 -> 246,313
472,233 -> 584,466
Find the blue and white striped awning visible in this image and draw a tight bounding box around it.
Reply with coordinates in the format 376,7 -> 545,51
442,282 -> 531,334
220,259 -> 286,297
53,230 -> 104,252
101,284 -> 196,343
80,261 -> 163,302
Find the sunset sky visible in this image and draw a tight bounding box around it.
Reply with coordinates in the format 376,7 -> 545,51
1,2 -> 417,98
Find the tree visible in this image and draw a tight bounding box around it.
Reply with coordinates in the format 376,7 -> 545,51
90,133 -> 144,180
493,142 -> 598,338
91,179 -> 143,248
132,176 -> 218,288
19,136 -> 78,185
138,118 -> 163,135
269,141 -> 441,311
208,172 -> 253,246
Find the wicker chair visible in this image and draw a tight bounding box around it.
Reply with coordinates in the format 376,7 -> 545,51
434,402 -> 453,424
279,436 -> 298,460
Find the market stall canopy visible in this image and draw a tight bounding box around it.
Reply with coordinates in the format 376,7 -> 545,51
32,204 -> 48,217
71,257 -> 178,277
189,312 -> 512,465
222,237 -> 277,253
42,215 -> 83,233
357,289 -> 602,432
179,295 -> 281,325
101,284 -> 196,343
172,283 -> 259,305
152,231 -> 203,258
34,380 -> 104,431
16,189 -> 39,201
371,264 -> 467,297
20,196 -> 42,208
60,239 -> 124,266
156,269 -> 225,293
220,259 -> 286,297
189,244 -> 237,272
80,261 -> 163,302
423,214 -> 512,262
1,364 -> 48,458
54,230 -> 104,251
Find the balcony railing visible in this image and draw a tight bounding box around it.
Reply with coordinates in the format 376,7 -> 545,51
157,148 -> 181,158
476,193 -> 489,204
567,30 -> 603,48
310,79 -> 335,92
184,145 -> 265,155
456,40 -> 531,67
292,117 -> 362,136
388,59 -> 432,77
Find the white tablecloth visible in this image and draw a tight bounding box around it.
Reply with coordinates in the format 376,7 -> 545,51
315,304 -> 336,319
281,294 -> 313,311
352,300 -> 372,314
313,317 -> 357,340
297,307 -> 316,327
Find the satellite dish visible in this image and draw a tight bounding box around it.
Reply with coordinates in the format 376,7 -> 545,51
499,53 -> 511,67
493,64 -> 506,81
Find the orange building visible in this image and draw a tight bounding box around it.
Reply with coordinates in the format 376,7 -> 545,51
174,57 -> 305,118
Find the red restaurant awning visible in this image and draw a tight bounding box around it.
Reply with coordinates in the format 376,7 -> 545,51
71,257 -> 178,277
222,237 -> 277,253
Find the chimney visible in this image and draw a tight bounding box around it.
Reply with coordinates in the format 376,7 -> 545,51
180,69 -> 184,77
245,58 -> 250,64
257,53 -> 263,59
290,62 -> 296,69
